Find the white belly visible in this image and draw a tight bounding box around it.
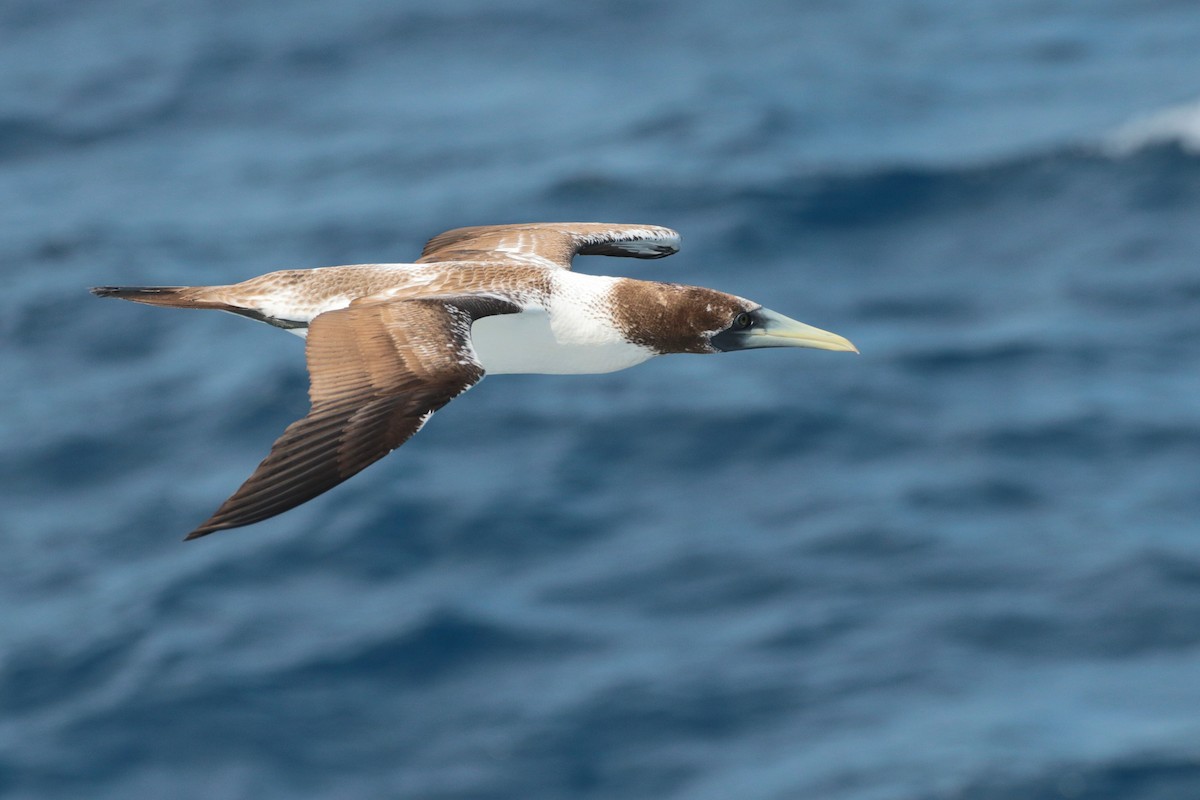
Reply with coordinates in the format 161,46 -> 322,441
471,307 -> 654,375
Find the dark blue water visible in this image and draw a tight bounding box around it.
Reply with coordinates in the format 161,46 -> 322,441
4,2 -> 1200,798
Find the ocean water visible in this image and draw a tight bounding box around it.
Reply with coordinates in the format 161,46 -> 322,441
3,1 -> 1200,798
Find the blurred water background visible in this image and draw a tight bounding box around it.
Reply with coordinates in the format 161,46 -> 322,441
4,1 -> 1200,798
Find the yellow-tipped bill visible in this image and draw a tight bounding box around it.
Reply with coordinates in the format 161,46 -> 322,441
734,307 -> 858,353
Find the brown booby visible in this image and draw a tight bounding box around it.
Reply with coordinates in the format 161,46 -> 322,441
92,223 -> 857,539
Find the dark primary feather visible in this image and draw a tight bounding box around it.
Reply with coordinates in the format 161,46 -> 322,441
185,295 -> 520,539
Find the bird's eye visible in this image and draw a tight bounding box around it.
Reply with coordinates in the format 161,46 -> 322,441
733,312 -> 754,330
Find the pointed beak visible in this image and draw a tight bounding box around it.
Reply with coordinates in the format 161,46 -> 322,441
754,307 -> 858,352
717,307 -> 859,353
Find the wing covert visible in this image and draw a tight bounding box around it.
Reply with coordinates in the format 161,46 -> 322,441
416,222 -> 680,269
185,295 -> 519,539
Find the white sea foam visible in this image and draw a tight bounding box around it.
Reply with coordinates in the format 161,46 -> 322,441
1104,97 -> 1200,156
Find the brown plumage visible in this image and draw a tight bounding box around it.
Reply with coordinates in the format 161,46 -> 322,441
183,295 -> 519,539
92,222 -> 855,540
419,222 -> 679,265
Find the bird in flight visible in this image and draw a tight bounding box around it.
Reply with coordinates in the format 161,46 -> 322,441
92,223 -> 856,540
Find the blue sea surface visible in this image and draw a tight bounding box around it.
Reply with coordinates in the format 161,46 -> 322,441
3,1 -> 1200,798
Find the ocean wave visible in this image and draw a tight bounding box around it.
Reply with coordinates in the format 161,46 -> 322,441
547,141 -> 1200,241
1105,97 -> 1200,156
8,8 -> 1200,792
957,754 -> 1200,800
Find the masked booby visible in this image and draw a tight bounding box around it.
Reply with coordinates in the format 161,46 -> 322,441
91,222 -> 857,539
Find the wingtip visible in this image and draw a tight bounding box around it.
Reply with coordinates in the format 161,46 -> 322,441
183,523 -> 220,541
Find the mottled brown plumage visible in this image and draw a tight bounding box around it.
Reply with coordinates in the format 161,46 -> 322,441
92,222 -> 855,540
419,222 -> 680,266
609,281 -> 749,355
184,295 -> 520,538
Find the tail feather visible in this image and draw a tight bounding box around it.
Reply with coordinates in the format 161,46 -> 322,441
89,285 -> 224,310
90,283 -> 309,331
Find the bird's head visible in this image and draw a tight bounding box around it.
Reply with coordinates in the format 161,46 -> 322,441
609,280 -> 857,357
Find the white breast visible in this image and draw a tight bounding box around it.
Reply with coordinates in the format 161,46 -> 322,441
470,273 -> 655,375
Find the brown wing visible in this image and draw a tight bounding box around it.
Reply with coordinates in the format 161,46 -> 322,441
416,223 -> 680,269
185,295 -> 520,540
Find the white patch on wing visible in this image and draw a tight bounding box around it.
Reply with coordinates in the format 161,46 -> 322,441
267,294 -> 358,338
493,241 -> 560,270
254,294 -> 353,326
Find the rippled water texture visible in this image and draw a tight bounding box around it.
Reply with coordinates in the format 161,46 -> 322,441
3,1 -> 1200,798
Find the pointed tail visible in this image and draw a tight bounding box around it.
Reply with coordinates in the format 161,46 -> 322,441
89,285 -> 226,310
